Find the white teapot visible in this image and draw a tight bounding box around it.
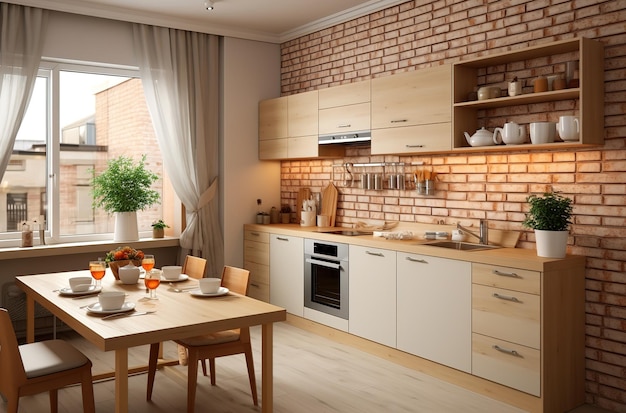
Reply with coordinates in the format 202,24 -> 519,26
493,122 -> 527,145
464,127 -> 495,147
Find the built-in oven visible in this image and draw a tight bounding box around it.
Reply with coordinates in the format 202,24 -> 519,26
304,239 -> 349,320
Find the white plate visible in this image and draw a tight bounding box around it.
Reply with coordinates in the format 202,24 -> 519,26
140,273 -> 189,282
58,285 -> 102,296
189,287 -> 229,297
162,274 -> 189,282
86,302 -> 136,314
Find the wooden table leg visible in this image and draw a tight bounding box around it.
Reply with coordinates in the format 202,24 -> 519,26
26,295 -> 35,343
115,348 -> 129,413
261,323 -> 273,413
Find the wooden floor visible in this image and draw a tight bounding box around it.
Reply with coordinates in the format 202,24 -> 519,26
2,322 -> 609,413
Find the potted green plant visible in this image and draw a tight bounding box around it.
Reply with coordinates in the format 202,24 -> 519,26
151,219 -> 169,238
522,191 -> 573,258
91,154 -> 160,242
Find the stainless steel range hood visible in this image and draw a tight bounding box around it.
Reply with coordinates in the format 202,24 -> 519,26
318,131 -> 371,145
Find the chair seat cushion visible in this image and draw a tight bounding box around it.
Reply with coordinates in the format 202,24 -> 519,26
177,330 -> 240,347
20,339 -> 89,378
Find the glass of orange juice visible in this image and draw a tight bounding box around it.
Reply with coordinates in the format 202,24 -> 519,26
142,255 -> 155,273
144,269 -> 161,299
89,260 -> 106,288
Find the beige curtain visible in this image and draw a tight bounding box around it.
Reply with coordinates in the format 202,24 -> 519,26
0,3 -> 48,182
132,24 -> 223,277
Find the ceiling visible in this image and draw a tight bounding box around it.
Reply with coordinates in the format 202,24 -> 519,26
8,0 -> 408,43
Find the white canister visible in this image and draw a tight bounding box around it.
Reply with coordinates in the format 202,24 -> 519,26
301,211 -> 316,227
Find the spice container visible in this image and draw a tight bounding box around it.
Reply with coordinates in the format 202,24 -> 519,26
21,222 -> 33,247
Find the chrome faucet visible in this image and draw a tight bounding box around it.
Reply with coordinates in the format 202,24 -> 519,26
457,219 -> 489,245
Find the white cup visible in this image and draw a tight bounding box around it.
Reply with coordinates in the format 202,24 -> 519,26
98,291 -> 125,311
118,266 -> 140,284
69,276 -> 93,292
317,215 -> 330,227
557,116 -> 580,141
199,278 -> 221,294
162,265 -> 182,280
530,122 -> 556,144
493,122 -> 527,145
300,211 -> 316,227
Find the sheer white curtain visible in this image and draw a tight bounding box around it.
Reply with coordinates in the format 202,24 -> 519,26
132,24 -> 223,277
0,3 -> 47,182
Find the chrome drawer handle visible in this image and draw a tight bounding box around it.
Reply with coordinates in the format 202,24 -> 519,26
391,119 -> 407,123
493,269 -> 520,278
405,144 -> 425,148
337,123 -> 351,128
276,236 -> 289,241
366,251 -> 384,257
250,283 -> 260,288
406,256 -> 427,263
250,232 -> 261,236
493,293 -> 520,303
493,345 -> 521,357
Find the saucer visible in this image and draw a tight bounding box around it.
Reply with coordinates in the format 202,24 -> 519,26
59,285 -> 101,296
86,302 -> 135,314
162,274 -> 189,283
189,287 -> 229,297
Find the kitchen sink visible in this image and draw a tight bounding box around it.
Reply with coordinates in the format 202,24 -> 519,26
422,241 -> 500,251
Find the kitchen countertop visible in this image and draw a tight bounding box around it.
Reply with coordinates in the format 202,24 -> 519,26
244,223 -> 585,272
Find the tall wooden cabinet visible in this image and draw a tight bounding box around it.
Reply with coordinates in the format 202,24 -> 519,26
243,229 -> 270,302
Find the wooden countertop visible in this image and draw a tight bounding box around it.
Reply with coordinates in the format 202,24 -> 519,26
244,223 -> 585,272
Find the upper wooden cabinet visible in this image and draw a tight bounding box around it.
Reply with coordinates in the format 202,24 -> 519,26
452,37 -> 604,151
319,80 -> 371,136
259,91 -> 344,160
371,64 -> 452,154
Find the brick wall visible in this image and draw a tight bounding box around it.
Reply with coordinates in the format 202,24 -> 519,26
279,1 -> 626,411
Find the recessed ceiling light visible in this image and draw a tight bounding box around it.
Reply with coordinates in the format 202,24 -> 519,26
204,0 -> 214,11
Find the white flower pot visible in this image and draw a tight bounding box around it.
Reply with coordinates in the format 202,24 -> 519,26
534,229 -> 569,258
114,211 -> 139,242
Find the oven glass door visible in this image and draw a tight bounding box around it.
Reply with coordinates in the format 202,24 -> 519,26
310,258 -> 341,309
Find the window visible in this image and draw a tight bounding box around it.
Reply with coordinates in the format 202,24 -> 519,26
1,62 -> 169,245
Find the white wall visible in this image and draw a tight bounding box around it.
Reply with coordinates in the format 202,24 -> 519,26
220,37 -> 281,268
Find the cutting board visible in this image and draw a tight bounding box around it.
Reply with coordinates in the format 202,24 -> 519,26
321,182 -> 338,227
296,188 -> 311,224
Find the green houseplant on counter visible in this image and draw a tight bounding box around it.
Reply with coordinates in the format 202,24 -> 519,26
522,191 -> 573,258
91,154 -> 160,242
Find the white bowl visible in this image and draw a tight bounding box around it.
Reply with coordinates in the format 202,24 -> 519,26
162,265 -> 182,280
119,265 -> 140,284
69,276 -> 93,292
199,278 -> 221,294
98,291 -> 125,311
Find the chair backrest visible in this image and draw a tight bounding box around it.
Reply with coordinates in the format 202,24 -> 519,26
182,255 -> 207,280
0,308 -> 27,390
221,266 -> 250,296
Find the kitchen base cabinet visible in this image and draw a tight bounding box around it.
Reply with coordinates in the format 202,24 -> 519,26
397,252 -> 471,373
269,234 -> 304,316
243,229 -> 270,302
349,245 -> 396,348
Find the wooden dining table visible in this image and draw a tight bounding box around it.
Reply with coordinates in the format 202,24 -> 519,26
16,269 -> 286,413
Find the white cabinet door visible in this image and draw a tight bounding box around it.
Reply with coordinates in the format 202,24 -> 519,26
397,252 -> 471,373
269,234 -> 304,316
349,245 -> 396,347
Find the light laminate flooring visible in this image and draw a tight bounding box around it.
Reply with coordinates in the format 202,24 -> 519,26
2,322 -> 608,413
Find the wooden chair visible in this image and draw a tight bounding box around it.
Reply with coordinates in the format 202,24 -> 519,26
147,266 -> 257,412
0,308 -> 95,413
182,255 -> 207,279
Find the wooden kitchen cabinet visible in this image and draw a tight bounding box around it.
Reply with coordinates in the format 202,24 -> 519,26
243,229 -> 270,302
259,91 -> 344,160
318,79 -> 371,136
348,245 -> 396,348
371,65 -> 452,155
269,234 -> 304,316
471,262 -> 585,410
396,252 -> 471,373
452,37 -> 604,151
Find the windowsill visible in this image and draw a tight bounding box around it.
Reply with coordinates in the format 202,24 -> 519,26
0,237 -> 180,261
